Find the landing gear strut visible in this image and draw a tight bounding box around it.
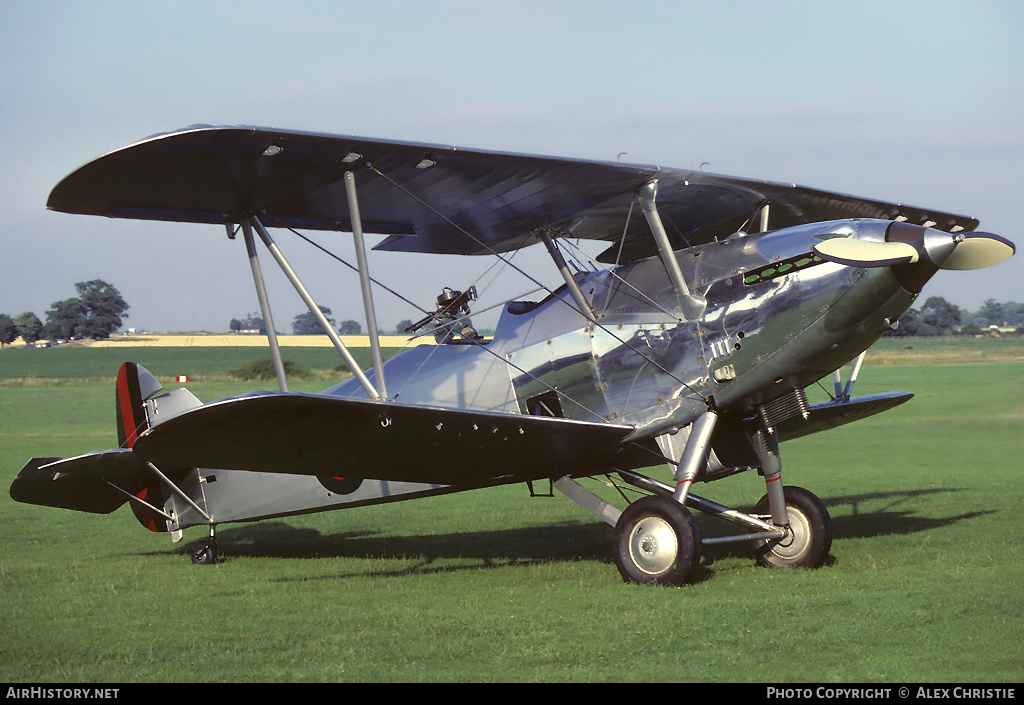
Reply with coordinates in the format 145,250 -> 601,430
752,486 -> 832,569
559,411 -> 834,586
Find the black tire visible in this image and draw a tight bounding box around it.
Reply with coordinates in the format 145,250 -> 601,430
613,496 -> 702,585
191,540 -> 218,565
752,486 -> 832,569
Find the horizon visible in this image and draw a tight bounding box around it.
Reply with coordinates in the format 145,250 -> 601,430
7,289 -> 1021,343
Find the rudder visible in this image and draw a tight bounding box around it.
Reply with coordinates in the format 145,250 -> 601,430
115,362 -> 162,448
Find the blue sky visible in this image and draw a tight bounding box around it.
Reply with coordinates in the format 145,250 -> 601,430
1,1 -> 1021,334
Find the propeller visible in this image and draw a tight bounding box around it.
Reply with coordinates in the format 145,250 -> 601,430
813,222 -> 1015,271
813,238 -> 919,268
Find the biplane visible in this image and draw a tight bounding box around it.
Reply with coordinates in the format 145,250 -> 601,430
11,126 -> 1015,584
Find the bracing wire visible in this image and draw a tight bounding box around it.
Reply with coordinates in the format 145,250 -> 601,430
560,235 -> 683,323
282,224 -> 608,419
357,163 -> 712,405
287,227 -> 432,316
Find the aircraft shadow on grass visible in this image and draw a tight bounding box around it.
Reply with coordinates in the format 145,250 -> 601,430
161,519 -> 615,581
137,486 -> 990,582
699,487 -> 994,565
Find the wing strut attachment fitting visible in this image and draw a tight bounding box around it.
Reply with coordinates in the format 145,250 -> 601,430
144,461 -> 211,524
638,181 -> 706,321
833,351 -> 867,400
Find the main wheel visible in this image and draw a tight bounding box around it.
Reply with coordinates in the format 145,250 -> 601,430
613,496 -> 701,585
752,486 -> 832,569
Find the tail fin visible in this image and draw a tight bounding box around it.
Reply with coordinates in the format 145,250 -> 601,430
114,363 -> 204,533
115,362 -> 163,448
114,362 -> 170,532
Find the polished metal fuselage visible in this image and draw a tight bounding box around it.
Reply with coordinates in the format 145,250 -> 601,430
328,218 -> 919,443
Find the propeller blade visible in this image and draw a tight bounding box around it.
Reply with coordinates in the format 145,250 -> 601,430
812,238 -> 919,268
814,227 -> 1015,271
939,232 -> 1015,270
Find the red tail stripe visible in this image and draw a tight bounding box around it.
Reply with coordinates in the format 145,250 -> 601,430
135,487 -> 158,532
117,365 -> 139,448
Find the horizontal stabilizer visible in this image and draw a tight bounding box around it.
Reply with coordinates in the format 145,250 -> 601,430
132,392 -> 635,486
10,450 -> 150,514
776,391 -> 914,442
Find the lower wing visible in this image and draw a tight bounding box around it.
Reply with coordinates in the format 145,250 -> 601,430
132,392 -> 636,486
776,391 -> 914,442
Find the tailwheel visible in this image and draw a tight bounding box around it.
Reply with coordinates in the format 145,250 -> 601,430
190,539 -> 218,565
613,496 -> 702,586
752,486 -> 832,569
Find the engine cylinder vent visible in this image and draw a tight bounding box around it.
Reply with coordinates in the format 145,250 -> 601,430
757,387 -> 810,433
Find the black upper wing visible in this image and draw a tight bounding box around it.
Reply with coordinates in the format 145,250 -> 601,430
48,126 -> 978,262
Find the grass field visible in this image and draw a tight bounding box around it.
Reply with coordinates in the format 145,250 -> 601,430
1,339 -> 1022,682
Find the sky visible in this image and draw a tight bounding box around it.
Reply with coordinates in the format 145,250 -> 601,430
1,0 -> 1021,335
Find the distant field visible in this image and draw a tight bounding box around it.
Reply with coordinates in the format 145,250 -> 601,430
85,333 -> 420,348
1,339 -> 1022,682
0,344 -> 410,384
2,335 -> 1020,384
865,335 -> 1024,365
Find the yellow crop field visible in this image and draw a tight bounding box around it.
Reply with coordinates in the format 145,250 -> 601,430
45,333 -> 428,348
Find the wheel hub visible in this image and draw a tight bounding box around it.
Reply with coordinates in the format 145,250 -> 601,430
766,507 -> 810,560
629,516 -> 679,575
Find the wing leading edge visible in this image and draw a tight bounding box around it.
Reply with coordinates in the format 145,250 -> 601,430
47,126 -> 979,262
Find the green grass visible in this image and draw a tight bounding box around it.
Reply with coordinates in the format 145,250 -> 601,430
1,344 -> 1022,682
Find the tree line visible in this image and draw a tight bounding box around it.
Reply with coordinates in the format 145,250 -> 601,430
229,307 -> 364,336
1,280 -> 129,347
230,308 -> 493,337
887,297 -> 1024,337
